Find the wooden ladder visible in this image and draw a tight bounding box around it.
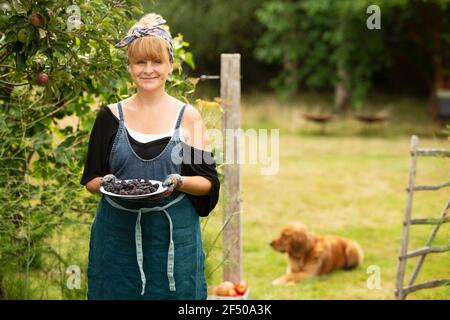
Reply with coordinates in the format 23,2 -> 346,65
395,135 -> 450,299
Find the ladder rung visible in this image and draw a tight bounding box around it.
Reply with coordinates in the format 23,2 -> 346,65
407,181 -> 450,191
401,279 -> 450,295
410,216 -> 450,225
401,245 -> 450,259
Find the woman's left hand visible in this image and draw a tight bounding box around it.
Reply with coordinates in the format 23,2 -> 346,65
154,174 -> 184,199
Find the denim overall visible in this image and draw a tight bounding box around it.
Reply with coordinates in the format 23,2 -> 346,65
87,102 -> 207,300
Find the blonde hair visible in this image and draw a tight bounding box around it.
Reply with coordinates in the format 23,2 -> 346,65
126,13 -> 172,65
127,37 -> 171,65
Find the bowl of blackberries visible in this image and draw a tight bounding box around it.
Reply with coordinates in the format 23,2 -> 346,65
100,175 -> 168,199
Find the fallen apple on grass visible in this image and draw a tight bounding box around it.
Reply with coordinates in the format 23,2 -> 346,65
227,288 -> 238,297
216,281 -> 235,296
234,280 -> 248,295
210,280 -> 249,297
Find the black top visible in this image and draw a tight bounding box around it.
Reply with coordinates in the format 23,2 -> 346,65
80,105 -> 220,217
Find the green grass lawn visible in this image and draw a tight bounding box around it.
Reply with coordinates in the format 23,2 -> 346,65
11,92 -> 449,300
239,134 -> 449,299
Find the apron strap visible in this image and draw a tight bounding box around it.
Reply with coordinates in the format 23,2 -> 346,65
174,105 -> 186,130
104,193 -> 186,295
162,209 -> 176,291
135,209 -> 146,295
116,102 -> 124,122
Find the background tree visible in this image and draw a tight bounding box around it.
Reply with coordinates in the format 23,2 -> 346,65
254,0 -> 450,110
143,0 -> 277,91
255,0 -> 391,106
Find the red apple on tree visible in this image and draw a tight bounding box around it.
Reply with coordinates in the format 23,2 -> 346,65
30,12 -> 45,27
36,72 -> 49,85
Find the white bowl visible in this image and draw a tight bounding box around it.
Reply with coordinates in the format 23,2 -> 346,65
100,179 -> 168,199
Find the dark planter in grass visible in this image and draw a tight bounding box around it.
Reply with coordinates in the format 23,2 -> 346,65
436,90 -> 450,121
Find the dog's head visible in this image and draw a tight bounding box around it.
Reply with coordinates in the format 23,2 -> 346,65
270,222 -> 315,258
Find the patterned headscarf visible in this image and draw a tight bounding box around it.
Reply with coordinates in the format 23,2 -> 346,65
115,14 -> 174,64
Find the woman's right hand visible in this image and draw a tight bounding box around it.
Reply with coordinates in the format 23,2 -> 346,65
86,174 -> 117,194
100,174 -> 117,186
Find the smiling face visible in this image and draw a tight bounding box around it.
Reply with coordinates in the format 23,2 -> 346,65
127,36 -> 173,92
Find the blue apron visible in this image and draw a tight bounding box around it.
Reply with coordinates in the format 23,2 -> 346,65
87,102 -> 207,300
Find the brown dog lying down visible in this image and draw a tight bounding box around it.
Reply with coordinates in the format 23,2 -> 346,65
270,222 -> 364,285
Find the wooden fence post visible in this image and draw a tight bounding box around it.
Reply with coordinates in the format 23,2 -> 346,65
220,53 -> 242,283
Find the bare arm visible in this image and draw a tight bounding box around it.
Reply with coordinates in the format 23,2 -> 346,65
85,177 -> 102,194
177,176 -> 212,196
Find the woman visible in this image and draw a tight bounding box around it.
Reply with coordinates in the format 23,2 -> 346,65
80,13 -> 220,300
